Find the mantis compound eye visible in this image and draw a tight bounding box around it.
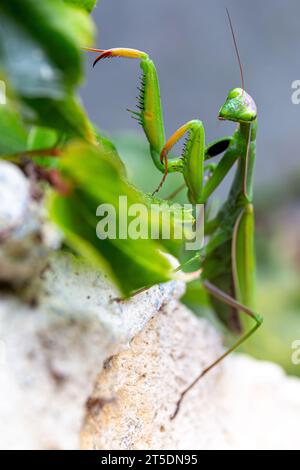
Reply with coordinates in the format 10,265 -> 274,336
218,88 -> 257,123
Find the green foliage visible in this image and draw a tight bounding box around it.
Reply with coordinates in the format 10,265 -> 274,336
27,127 -> 58,153
113,134 -> 187,201
27,126 -> 60,168
0,100 -> 28,154
1,0 -> 94,89
0,0 -> 95,143
94,129 -> 127,177
49,143 -> 174,296
63,0 -> 97,13
24,95 -> 95,141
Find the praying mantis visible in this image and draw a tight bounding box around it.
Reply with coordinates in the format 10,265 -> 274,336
85,10 -> 263,419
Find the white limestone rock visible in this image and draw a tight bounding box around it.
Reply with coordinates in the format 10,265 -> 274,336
0,252 -> 185,450
81,301 -> 300,450
0,250 -> 299,450
0,161 -> 59,286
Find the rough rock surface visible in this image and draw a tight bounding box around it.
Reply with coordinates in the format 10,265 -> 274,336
81,302 -> 300,450
0,252 -> 185,450
0,252 -> 299,450
0,161 -> 59,286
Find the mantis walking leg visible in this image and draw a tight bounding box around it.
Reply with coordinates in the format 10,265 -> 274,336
171,203 -> 262,419
171,279 -> 262,420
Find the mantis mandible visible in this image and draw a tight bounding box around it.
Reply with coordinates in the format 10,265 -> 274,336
85,10 -> 263,419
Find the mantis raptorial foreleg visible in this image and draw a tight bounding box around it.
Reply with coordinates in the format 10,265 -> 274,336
85,47 -> 180,173
153,120 -> 205,199
85,47 -> 239,202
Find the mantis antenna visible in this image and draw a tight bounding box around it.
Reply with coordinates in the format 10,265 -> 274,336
226,8 -> 245,92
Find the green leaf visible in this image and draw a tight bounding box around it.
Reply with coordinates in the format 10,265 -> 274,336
94,129 -> 127,177
0,100 -> 28,154
113,134 -> 187,202
63,0 -> 97,13
48,143 -> 174,296
0,0 -> 95,141
27,126 -> 59,168
0,0 -> 94,93
24,95 -> 96,143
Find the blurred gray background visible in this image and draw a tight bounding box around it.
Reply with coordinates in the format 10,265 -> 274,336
80,0 -> 300,190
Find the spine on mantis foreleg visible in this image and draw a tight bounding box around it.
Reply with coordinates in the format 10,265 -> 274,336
181,121 -> 205,204
138,57 -> 182,174
136,56 -> 167,172
87,47 -> 180,175
139,58 -> 165,158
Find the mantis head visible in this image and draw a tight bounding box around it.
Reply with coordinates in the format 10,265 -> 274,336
218,88 -> 257,123
219,10 -> 257,124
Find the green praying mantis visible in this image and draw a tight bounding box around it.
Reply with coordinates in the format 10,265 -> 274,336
85,10 -> 263,419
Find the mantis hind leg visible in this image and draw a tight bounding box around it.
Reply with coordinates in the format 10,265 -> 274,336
171,280 -> 262,420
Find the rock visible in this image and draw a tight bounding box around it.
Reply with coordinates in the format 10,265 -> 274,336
0,252 -> 185,450
0,161 -> 59,286
81,299 -> 223,451
81,303 -> 300,450
0,161 -> 29,232
0,251 -> 299,450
